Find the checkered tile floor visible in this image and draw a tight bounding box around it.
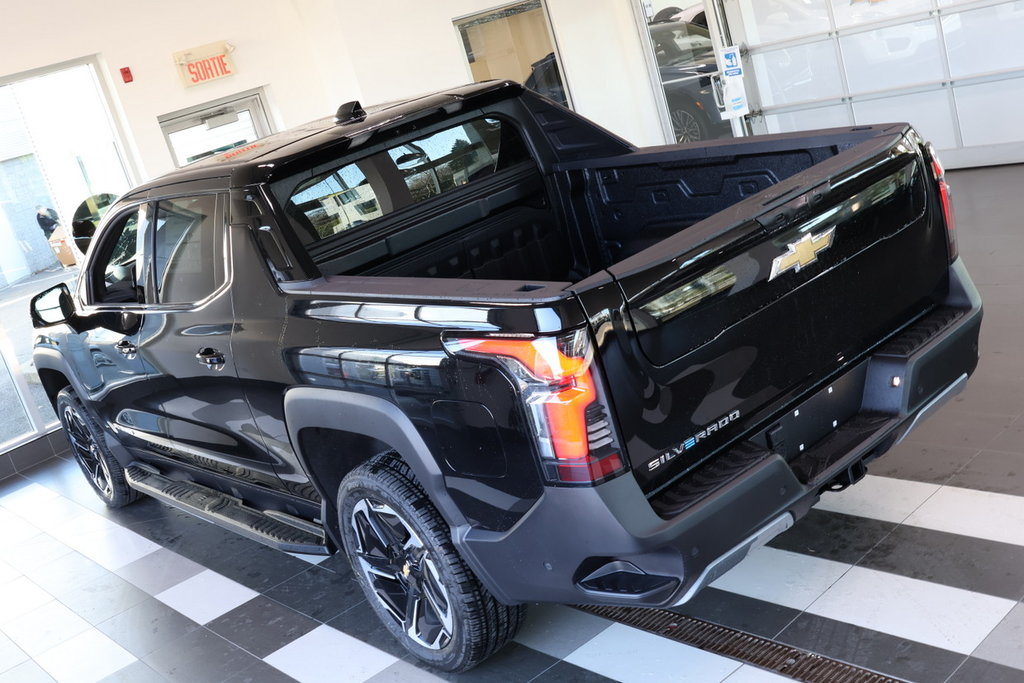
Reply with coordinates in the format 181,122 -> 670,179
1,167 -> 1022,683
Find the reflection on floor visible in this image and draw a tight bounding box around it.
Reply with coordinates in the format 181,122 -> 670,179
0,164 -> 1022,683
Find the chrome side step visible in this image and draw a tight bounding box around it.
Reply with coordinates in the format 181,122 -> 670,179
124,466 -> 329,555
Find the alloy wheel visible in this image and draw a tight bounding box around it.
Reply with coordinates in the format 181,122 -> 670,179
62,405 -> 113,499
350,498 -> 454,650
671,108 -> 703,143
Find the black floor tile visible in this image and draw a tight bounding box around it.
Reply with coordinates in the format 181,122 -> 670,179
768,508 -> 896,565
859,525 -> 1024,600
54,571 -> 150,625
777,613 -> 966,683
225,659 -> 300,683
143,628 -> 264,683
262,565 -> 362,623
947,450 -> 1024,497
326,599 -> 407,659
208,595 -> 318,658
946,657 -> 1024,683
206,546 -> 310,593
867,442 -> 980,485
672,587 -> 802,640
0,453 -> 15,481
96,597 -> 199,658
421,642 -> 559,683
529,660 -> 617,682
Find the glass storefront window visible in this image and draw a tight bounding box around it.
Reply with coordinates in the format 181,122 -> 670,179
0,61 -> 131,449
641,2 -> 734,144
455,1 -> 569,108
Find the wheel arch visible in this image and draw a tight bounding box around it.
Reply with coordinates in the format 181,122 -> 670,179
283,387 -> 470,548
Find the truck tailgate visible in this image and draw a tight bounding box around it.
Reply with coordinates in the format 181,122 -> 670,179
575,127 -> 952,495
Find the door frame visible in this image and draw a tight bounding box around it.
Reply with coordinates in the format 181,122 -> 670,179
157,87 -> 273,168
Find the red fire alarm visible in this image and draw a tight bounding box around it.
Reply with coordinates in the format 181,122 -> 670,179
120,67 -> 133,83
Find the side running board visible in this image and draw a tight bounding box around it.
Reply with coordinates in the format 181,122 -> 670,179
124,466 -> 329,555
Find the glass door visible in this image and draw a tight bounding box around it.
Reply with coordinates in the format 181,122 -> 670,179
158,89 -> 273,167
455,1 -> 570,109
636,2 -> 736,143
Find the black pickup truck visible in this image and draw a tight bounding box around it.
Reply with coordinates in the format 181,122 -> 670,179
30,81 -> 981,671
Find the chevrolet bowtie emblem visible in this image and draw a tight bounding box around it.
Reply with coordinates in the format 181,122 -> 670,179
768,228 -> 835,281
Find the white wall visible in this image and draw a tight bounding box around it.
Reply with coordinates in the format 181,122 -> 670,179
1,0 -> 666,182
1,1 -> 359,180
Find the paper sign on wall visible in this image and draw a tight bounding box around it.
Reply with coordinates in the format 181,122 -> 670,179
719,45 -> 749,120
174,42 -> 236,88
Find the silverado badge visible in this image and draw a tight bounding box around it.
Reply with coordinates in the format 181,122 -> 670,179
769,227 -> 836,281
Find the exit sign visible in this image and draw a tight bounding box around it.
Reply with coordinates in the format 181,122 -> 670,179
174,41 -> 236,88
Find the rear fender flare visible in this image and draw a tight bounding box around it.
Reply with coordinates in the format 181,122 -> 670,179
282,387 -> 469,531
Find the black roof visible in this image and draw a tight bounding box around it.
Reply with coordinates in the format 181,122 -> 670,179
130,80 -> 525,195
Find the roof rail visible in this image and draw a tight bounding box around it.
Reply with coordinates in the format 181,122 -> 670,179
335,100 -> 367,124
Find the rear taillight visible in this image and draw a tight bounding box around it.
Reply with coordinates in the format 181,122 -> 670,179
445,329 -> 626,485
925,142 -> 958,263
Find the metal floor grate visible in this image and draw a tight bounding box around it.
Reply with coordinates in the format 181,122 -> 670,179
575,605 -> 907,683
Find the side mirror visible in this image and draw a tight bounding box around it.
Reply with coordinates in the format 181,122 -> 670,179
30,283 -> 76,328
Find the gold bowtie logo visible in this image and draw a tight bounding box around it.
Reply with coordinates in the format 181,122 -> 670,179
769,228 -> 835,281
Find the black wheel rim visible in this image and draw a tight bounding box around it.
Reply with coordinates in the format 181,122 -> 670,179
671,109 -> 703,143
350,498 -> 453,650
62,404 -> 113,499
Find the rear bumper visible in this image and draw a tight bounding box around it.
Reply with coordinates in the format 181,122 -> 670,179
457,259 -> 981,607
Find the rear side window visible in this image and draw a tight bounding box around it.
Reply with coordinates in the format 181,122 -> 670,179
281,117 -> 530,243
153,194 -> 224,304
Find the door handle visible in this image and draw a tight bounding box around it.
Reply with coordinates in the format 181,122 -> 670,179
196,347 -> 226,370
115,340 -> 137,359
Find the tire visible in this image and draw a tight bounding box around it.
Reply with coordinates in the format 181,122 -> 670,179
670,104 -> 709,143
56,387 -> 141,508
338,454 -> 526,672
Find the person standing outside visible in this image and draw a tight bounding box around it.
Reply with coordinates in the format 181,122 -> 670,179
36,205 -> 60,238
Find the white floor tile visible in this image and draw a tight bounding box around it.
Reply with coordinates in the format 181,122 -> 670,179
264,625 -> 397,683
710,546 -> 850,611
0,632 -> 29,675
0,599 -> 91,657
0,483 -> 60,516
0,533 -> 73,575
115,548 -> 205,595
0,559 -> 19,585
0,511 -> 41,550
564,623 -> 741,682
813,474 -> 940,524
34,628 -> 136,683
0,659 -> 55,682
154,569 -> 258,625
62,524 -> 161,571
905,484 -> 1024,548
0,576 -> 54,624
287,552 -> 330,565
723,665 -> 794,682
514,604 -> 613,659
805,565 -> 1017,654
10,496 -> 90,536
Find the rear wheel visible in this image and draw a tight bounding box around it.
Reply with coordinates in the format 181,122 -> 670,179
338,454 -> 526,672
56,387 -> 140,508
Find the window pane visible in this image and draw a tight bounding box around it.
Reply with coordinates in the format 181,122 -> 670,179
853,90 -> 957,150
840,20 -> 943,94
830,0 -> 932,29
737,0 -> 830,46
92,207 -> 146,304
751,41 -> 844,107
943,4 -> 1024,80
281,118 -> 529,246
154,195 -> 223,304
